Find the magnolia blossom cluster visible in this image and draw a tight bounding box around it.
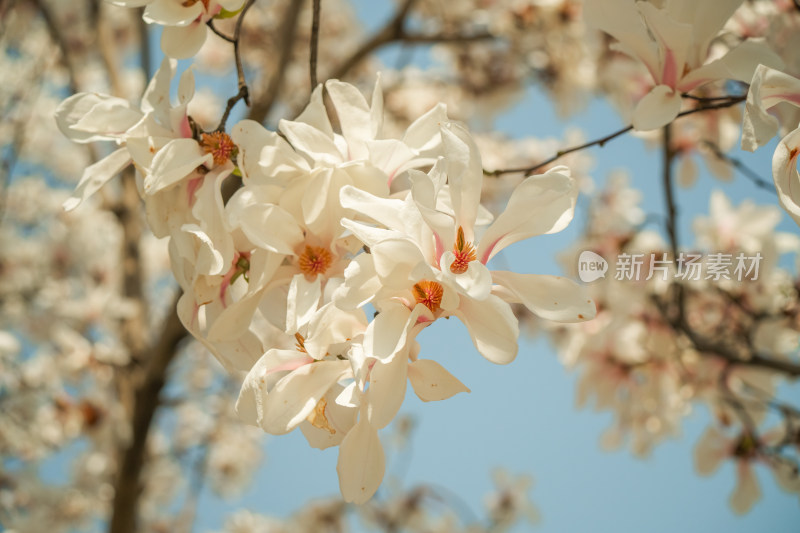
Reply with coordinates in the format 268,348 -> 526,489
547,174 -> 800,514
56,51 -> 595,502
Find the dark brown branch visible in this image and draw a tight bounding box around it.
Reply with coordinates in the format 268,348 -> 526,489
701,140 -> 776,194
246,0 -> 304,124
108,294 -> 187,533
327,0 -> 493,81
207,19 -> 236,43
662,123 -> 679,260
310,0 -> 321,89
486,96 -> 746,177
215,0 -> 256,132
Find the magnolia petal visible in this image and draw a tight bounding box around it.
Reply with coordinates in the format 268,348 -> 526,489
326,79 -> 373,160
772,127 -> 800,227
454,294 -> 519,365
300,384 -> 357,449
286,274 -> 322,334
441,123 -> 482,235
371,238 -> 429,289
680,39 -> 783,91
404,103 -> 447,153
478,167 -> 576,263
731,463 -> 761,515
367,346 -> 408,429
304,303 -> 367,360
408,359 -> 470,402
260,360 -> 350,434
491,271 -> 596,322
294,84 -> 334,137
665,0 -> 743,66
337,415 -> 385,504
742,65 -> 800,152
632,85 -> 682,131
366,139 -> 415,180
161,22 -> 207,60
279,119 -> 342,166
63,148 -> 131,211
55,93 -> 139,143
638,2 -> 692,88
235,349 -> 309,426
144,0 -> 201,25
145,138 -> 211,194
363,304 -> 413,363
693,426 -> 727,476
441,252 -> 492,301
334,252 -> 381,310
340,184 -> 411,234
230,198 -> 304,254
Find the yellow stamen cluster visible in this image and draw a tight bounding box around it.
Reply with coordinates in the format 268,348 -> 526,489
413,280 -> 444,313
200,131 -> 237,166
450,226 -> 477,274
298,245 -> 333,277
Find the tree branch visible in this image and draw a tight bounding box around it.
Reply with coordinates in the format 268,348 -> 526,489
215,0 -> 256,132
701,140 -> 775,194
486,96 -> 746,177
310,0 -> 321,89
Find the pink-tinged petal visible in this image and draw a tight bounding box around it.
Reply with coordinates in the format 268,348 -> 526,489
144,0 -> 202,26
145,138 -> 212,194
742,65 -> 800,152
235,349 -> 311,426
693,426 -> 728,476
772,127 -> 800,227
478,166 -> 576,263
63,148 -> 131,211
337,415 -> 385,504
403,103 -> 447,154
680,39 -> 783,92
491,271 -> 596,322
326,79 -> 373,160
453,294 -> 518,365
730,462 -> 761,515
300,383 -> 357,449
638,2 -> 691,87
408,359 -> 470,402
664,0 -> 743,67
365,139 -> 414,181
258,359 -> 350,434
161,21 -> 208,60
631,85 -> 682,131
441,123 -> 483,236
367,346 -> 408,429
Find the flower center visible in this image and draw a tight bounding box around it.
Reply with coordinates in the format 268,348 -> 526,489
298,245 -> 333,277
450,226 -> 477,274
413,280 -> 444,313
200,131 -> 237,166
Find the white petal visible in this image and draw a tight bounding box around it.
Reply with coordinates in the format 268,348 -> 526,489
742,64 -> 800,152
491,271 -> 596,322
680,39 -> 783,91
144,0 -> 202,25
279,119 -> 341,166
145,138 -> 212,194
259,360 -> 350,434
408,359 -> 470,402
693,426 -> 727,476
441,252 -> 492,300
63,148 -> 131,211
454,294 -> 518,365
55,93 -> 139,143
285,274 -> 322,334
772,127 -> 800,227
631,85 -> 682,131
161,22 -> 208,60
366,348 -> 408,429
477,167 -> 576,263
326,79 -> 373,160
337,415 -> 385,504
403,103 -> 447,153
441,123 -> 483,234
730,462 -> 761,515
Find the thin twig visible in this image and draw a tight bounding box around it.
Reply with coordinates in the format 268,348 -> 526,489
207,19 -> 235,43
310,0 -> 321,89
701,140 -> 776,194
486,96 -> 747,177
662,123 -> 679,260
215,0 -> 256,132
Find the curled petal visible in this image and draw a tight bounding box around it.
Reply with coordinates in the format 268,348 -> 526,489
408,359 -> 470,402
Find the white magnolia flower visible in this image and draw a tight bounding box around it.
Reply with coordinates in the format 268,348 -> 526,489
110,0 -> 246,59
586,0 -> 782,130
740,65 -> 800,226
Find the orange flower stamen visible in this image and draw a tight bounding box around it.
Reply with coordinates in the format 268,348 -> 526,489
200,131 -> 237,166
298,245 -> 333,277
450,226 -> 477,274
413,280 -> 444,313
